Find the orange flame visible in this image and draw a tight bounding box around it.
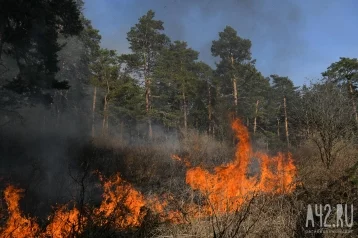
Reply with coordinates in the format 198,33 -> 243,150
44,205 -> 85,238
171,154 -> 192,167
0,186 -> 40,238
94,173 -> 146,229
0,119 -> 297,235
183,119 -> 297,213
147,194 -> 184,224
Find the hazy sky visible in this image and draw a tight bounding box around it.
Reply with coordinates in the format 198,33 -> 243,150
83,0 -> 358,86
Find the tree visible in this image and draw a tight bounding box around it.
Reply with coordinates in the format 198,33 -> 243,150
211,26 -> 253,115
193,61 -> 216,134
90,49 -> 120,136
301,82 -> 355,168
322,57 -> 358,124
269,75 -> 300,148
55,16 -> 102,131
77,17 -> 102,137
236,64 -> 269,134
1,0 -> 83,96
153,41 -> 199,131
110,74 -> 144,141
126,10 -> 170,138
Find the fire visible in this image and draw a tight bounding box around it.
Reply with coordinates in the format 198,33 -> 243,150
94,173 -> 146,229
44,205 -> 85,238
0,175 -> 147,237
184,119 -> 297,213
171,154 -> 191,167
0,119 -> 297,235
147,194 -> 184,224
0,186 -> 40,238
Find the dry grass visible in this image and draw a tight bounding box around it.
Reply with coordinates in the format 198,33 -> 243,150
294,140 -> 358,190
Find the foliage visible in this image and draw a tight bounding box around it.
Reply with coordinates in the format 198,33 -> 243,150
1,0 -> 83,95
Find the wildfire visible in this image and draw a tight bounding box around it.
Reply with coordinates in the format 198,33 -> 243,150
94,173 -> 146,228
0,186 -> 40,238
0,119 -> 297,236
183,119 -> 297,213
146,194 -> 184,224
0,175 -> 147,237
45,205 -> 84,237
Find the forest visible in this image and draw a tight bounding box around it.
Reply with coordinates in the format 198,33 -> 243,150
0,0 -> 357,237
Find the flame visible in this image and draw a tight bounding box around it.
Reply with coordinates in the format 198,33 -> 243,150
94,173 -> 146,229
0,186 -> 40,238
0,119 -> 297,235
147,194 -> 184,224
183,119 -> 297,213
0,174 -> 147,237
44,205 -> 85,238
171,154 -> 192,167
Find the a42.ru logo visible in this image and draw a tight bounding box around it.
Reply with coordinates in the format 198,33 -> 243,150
306,204 -> 354,228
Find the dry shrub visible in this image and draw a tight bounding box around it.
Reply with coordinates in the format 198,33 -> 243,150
148,193 -> 306,238
294,139 -> 357,190
70,130 -> 358,237
179,128 -> 234,167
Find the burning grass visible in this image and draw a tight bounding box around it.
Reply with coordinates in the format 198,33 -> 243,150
0,119 -> 297,237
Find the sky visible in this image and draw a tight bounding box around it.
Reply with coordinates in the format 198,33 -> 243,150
83,0 -> 358,86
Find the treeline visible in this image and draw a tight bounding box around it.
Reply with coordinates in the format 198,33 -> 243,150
1,2 -> 357,161
86,10 -> 301,147
85,9 -> 358,157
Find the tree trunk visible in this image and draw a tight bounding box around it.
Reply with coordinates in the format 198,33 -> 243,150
231,56 -> 238,113
106,106 -> 109,132
91,86 -> 97,137
277,118 -> 280,137
144,53 -> 153,140
233,78 -> 238,107
179,61 -> 188,132
208,81 -> 212,134
102,95 -> 107,135
230,55 -> 238,115
146,78 -> 153,139
283,96 -> 290,147
102,80 -> 110,136
183,89 -> 188,131
254,100 -> 259,135
349,82 -> 358,124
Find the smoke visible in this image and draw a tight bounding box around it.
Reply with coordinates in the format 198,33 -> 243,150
84,0 -> 307,81
0,0 -> 309,219
0,35 -> 95,217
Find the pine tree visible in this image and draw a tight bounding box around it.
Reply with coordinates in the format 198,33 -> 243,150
269,75 -> 300,148
193,61 -> 216,134
126,10 -> 170,139
1,0 -> 83,96
90,49 -> 119,136
211,26 -> 253,116
153,41 -> 199,131
322,57 -> 358,124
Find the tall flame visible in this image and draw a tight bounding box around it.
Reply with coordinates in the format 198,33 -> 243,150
184,119 -> 296,213
0,186 -> 40,238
